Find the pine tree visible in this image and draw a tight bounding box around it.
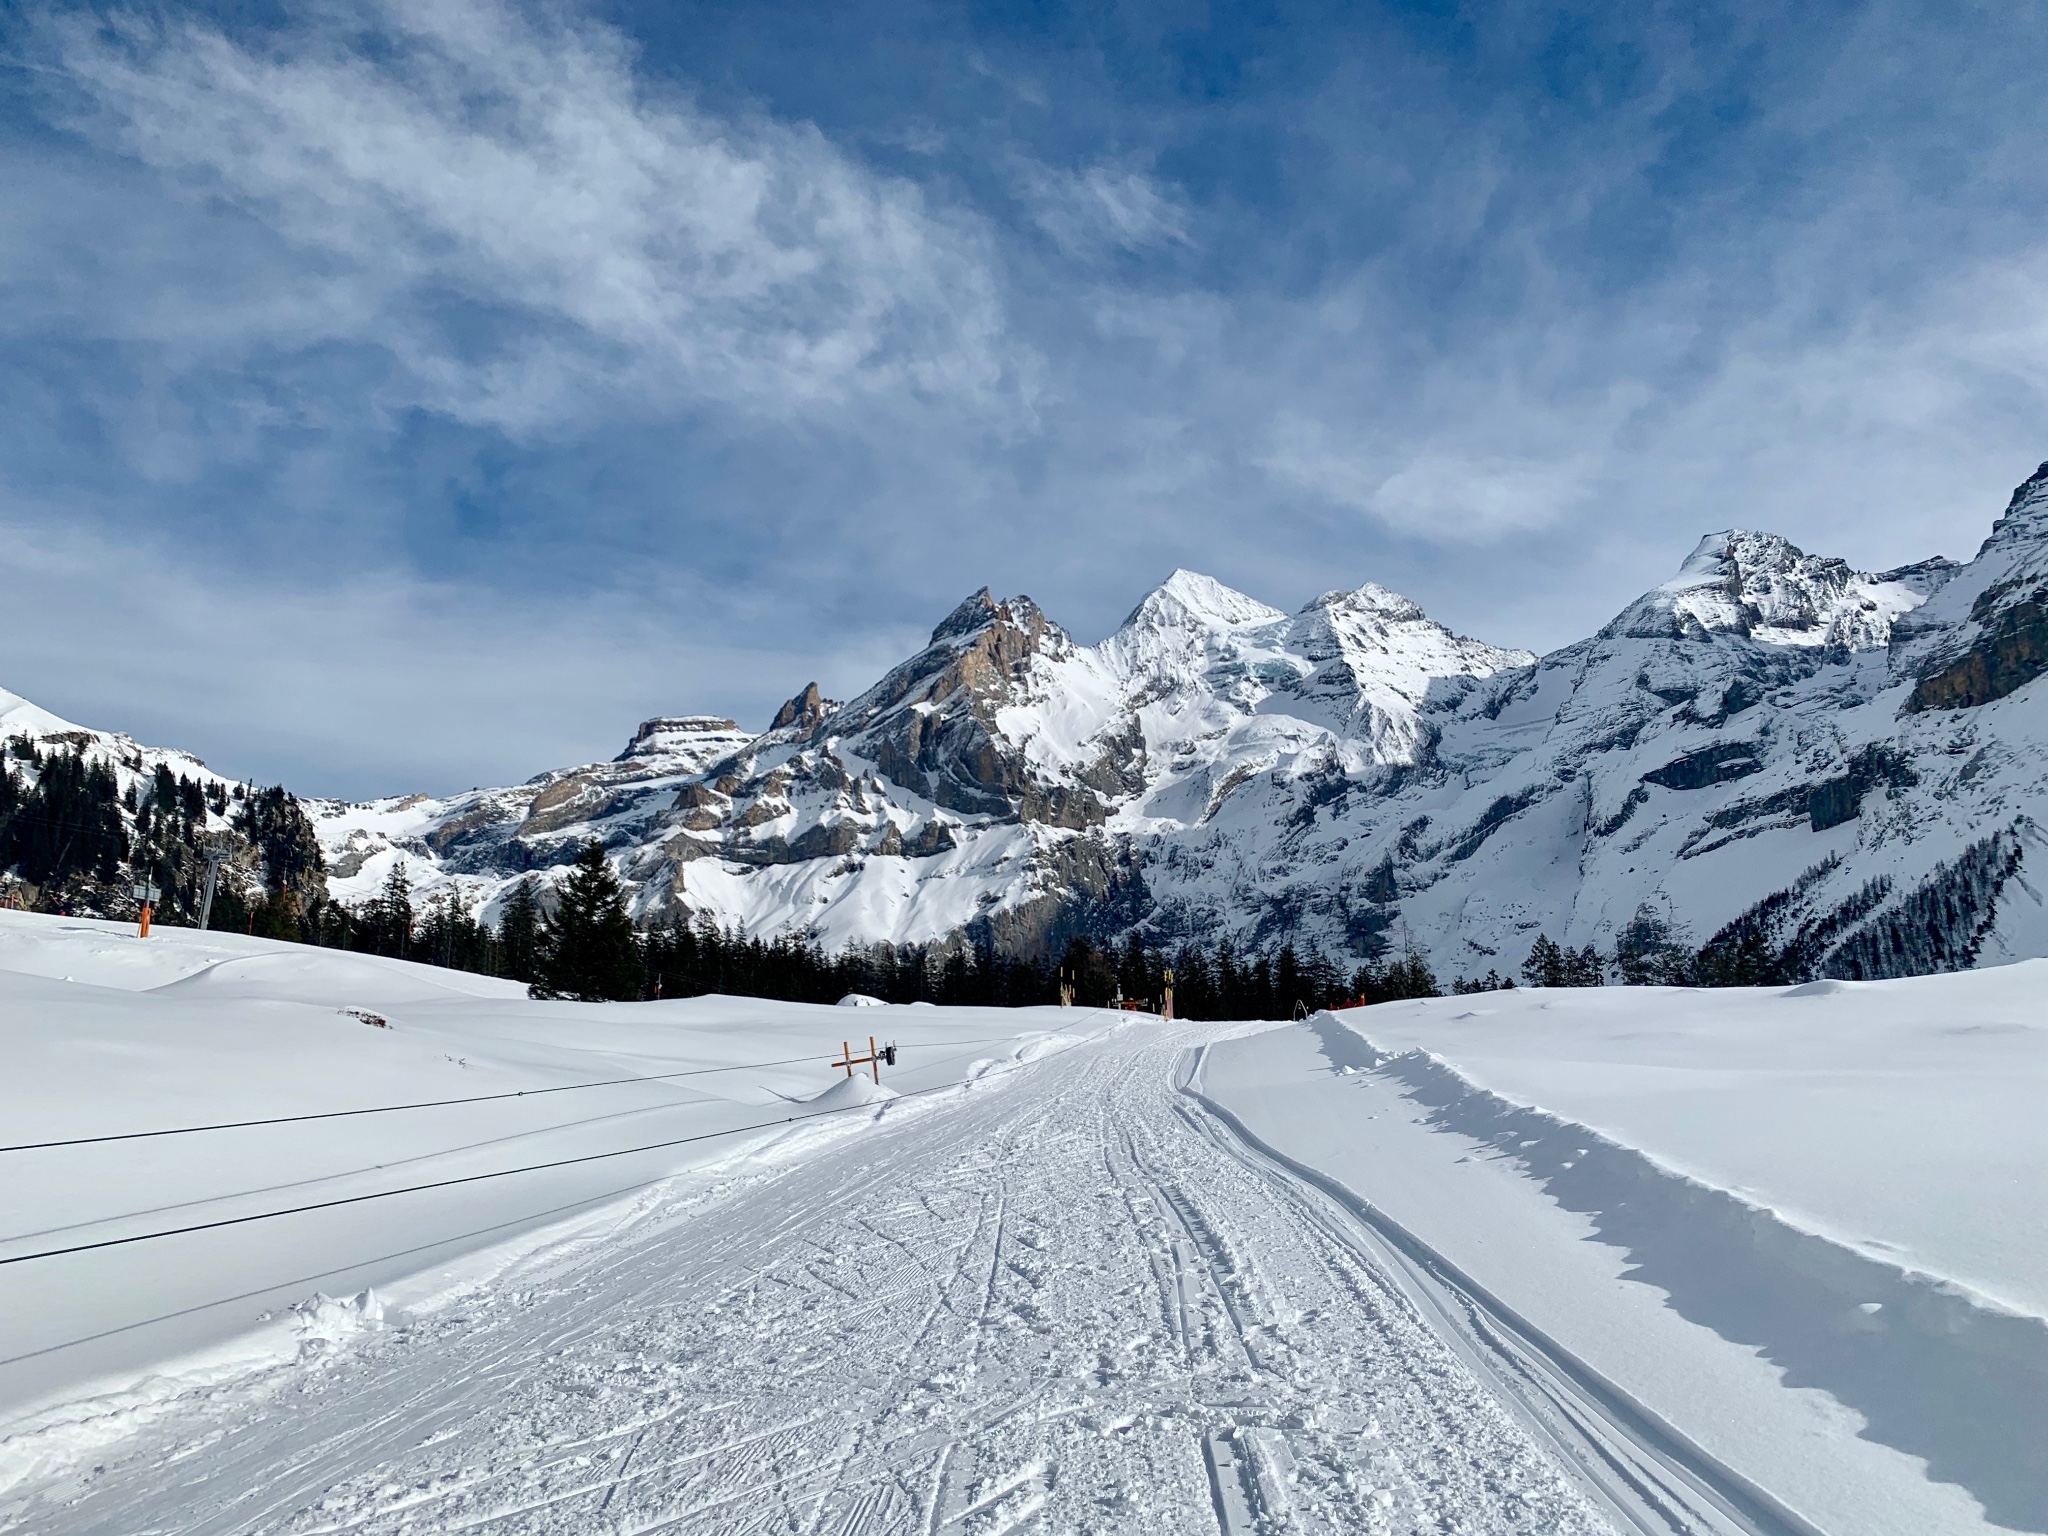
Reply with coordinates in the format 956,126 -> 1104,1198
1615,904 -> 1691,985
1522,933 -> 1565,987
1562,943 -> 1606,987
498,877 -> 542,983
371,860 -> 414,958
531,842 -> 642,1002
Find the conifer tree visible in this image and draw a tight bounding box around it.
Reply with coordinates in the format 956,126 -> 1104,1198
497,877 -> 542,983
1522,933 -> 1565,987
531,842 -> 641,1002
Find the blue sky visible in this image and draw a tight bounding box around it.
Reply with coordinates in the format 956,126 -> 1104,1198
4,0 -> 2048,796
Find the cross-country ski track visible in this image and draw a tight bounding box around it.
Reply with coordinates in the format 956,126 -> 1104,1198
1,1016 -> 1841,1536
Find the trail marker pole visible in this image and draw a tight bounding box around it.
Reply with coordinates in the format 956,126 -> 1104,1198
130,880 -> 159,938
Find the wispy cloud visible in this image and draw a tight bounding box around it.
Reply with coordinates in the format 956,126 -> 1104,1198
39,0 -> 1024,433
1017,158 -> 1191,260
8,0 -> 2048,787
1258,417 -> 1594,542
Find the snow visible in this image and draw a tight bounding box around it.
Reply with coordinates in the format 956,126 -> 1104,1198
0,687 -> 86,742
1,914 -> 2039,1533
0,910 -> 1111,1476
0,970 -> 1634,1534
1200,968 -> 2048,1535
1316,969 -> 2048,1319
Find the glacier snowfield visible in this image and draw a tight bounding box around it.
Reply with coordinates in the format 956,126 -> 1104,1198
1,912 -> 2044,1534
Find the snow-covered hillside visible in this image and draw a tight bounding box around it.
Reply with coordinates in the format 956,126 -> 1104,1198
14,463 -> 2048,985
0,911 -> 1105,1456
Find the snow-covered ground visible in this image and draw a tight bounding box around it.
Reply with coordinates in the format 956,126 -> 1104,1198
2,912 -> 2041,1534
1200,976 -> 2048,1535
0,912 -> 1111,1503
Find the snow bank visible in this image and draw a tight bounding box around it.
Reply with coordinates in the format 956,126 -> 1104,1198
0,911 -> 1114,1465
1201,969 -> 2048,1534
1324,968 -> 2048,1318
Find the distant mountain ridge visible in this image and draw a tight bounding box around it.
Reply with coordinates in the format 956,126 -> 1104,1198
12,463 -> 2048,982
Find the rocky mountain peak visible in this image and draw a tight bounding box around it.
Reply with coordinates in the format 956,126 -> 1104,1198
1607,529 -> 1928,650
770,683 -> 828,734
1984,461 -> 2048,548
618,715 -> 746,761
931,588 -> 999,644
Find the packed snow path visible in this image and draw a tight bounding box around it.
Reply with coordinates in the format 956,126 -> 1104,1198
10,1022 -> 1793,1535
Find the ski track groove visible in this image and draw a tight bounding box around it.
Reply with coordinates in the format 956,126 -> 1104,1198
3,1025 -> 1674,1536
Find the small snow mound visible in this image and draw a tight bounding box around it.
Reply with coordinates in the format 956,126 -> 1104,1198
1783,979 -> 1853,998
837,993 -> 885,1007
805,1073 -> 900,1110
291,1288 -> 387,1353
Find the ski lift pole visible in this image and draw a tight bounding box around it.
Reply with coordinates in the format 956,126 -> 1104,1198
196,835 -> 228,932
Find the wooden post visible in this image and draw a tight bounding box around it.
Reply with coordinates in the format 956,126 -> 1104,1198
139,903 -> 152,939
830,1038 -> 883,1082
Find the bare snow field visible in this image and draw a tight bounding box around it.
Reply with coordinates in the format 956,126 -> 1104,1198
0,911 -> 2040,1535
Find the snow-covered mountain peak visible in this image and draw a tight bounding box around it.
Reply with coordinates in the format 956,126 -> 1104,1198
1274,581 -> 1535,761
615,716 -> 753,771
1608,529 -> 1931,650
1300,582 -> 1427,625
0,686 -> 87,743
1984,461 -> 2048,551
1119,569 -> 1286,635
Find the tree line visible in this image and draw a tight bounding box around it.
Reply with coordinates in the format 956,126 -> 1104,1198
182,839 -> 1454,1015
10,748 -> 1961,1009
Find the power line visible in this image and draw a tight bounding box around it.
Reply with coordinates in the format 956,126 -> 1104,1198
0,1032 -> 1101,1267
0,1037 -> 1019,1153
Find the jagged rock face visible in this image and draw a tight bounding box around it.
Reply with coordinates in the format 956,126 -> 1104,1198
1899,463 -> 2048,713
770,685 -> 828,733
824,590 -> 1090,822
284,463 -> 2048,980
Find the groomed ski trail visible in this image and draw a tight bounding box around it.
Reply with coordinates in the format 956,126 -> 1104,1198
4,1021 -> 1794,1535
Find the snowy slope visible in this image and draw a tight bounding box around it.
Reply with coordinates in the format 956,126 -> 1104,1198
0,685 -> 243,813
0,910 -> 1113,1476
1200,975 -> 2048,1535
7,929 -> 2038,1534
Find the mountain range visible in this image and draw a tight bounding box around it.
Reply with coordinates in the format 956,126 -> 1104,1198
13,461 -> 2048,983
